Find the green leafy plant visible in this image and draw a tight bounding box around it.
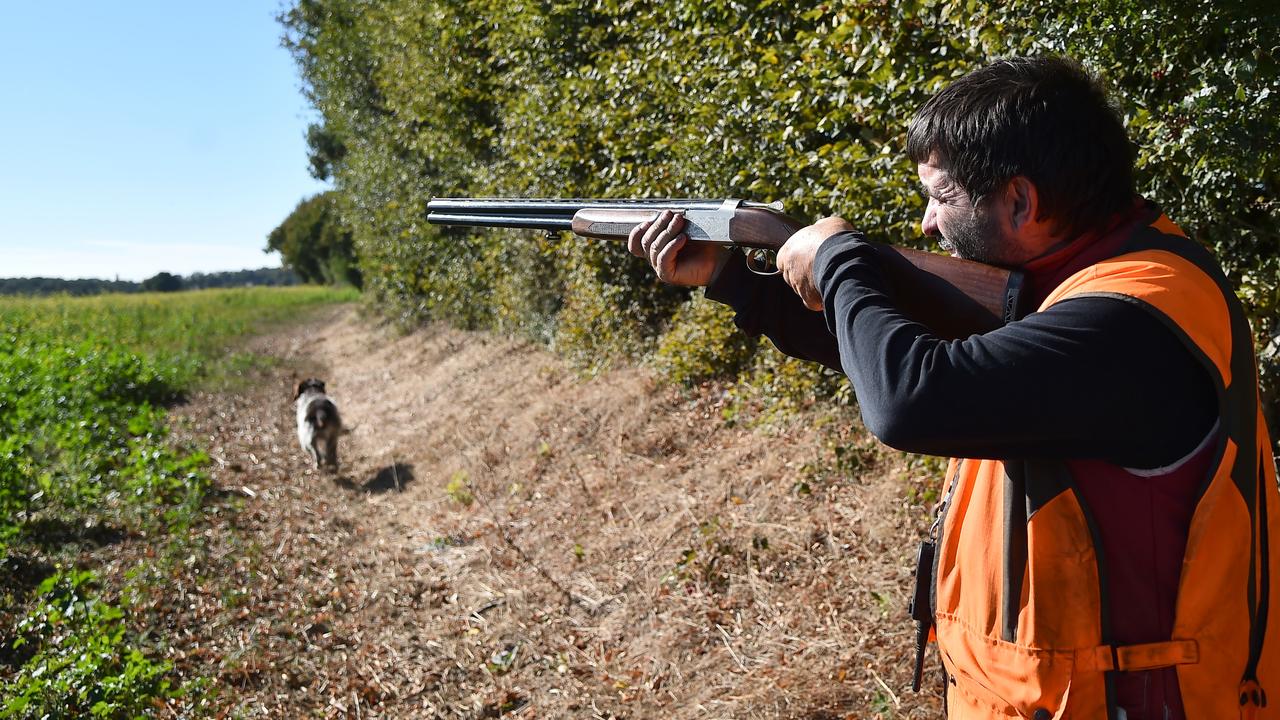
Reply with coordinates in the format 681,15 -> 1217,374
663,518 -> 736,594
445,471 -> 474,507
3,570 -> 175,718
0,287 -> 354,713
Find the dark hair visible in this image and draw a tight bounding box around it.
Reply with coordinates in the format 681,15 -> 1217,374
906,56 -> 1135,239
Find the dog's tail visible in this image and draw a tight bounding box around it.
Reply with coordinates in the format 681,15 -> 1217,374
308,399 -> 339,430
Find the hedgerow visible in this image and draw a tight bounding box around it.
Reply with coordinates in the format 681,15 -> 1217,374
281,0 -> 1279,423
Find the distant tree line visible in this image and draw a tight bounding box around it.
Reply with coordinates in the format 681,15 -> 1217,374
183,267 -> 301,290
0,267 -> 300,297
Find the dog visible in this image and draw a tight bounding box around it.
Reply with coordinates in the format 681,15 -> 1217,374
294,378 -> 343,472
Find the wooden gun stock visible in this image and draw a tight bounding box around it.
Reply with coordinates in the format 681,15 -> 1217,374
427,197 -> 1026,339
721,204 -> 1025,338
869,244 -> 1024,339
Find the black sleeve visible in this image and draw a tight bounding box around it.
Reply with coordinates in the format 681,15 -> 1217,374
704,251 -> 843,371
812,232 -> 1217,469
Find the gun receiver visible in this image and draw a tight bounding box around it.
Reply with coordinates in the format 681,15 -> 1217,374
426,197 -> 1024,338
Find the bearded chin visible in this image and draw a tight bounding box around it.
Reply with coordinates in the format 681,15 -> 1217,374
945,210 -> 1008,264
948,234 -> 990,262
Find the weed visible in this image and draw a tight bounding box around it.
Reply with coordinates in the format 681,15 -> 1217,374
871,690 -> 896,718
486,644 -> 520,675
907,454 -> 949,478
446,471 -> 474,506
663,518 -> 736,593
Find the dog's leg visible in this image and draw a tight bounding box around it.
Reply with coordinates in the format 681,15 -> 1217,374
325,434 -> 340,472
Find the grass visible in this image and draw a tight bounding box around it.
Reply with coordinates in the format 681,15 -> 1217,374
0,286 -> 355,718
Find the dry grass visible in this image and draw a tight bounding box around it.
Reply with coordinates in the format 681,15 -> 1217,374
124,307 -> 946,718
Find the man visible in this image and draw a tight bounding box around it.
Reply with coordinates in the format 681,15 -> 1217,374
629,56 -> 1278,719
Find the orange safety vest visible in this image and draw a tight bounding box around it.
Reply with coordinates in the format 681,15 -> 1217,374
931,213 -> 1280,718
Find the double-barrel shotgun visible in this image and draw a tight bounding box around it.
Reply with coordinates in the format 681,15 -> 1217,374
426,197 -> 1025,339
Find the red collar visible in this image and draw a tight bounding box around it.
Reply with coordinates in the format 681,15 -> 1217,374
1020,199 -> 1153,310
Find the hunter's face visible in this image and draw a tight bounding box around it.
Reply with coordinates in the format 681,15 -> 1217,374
918,158 -> 1013,265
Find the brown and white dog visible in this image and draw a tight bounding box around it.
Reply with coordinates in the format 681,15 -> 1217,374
294,378 -> 343,472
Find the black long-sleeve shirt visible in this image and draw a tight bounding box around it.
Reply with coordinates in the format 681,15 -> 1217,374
705,231 -> 1216,469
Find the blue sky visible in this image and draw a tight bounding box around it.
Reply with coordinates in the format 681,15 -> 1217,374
0,2 -> 327,281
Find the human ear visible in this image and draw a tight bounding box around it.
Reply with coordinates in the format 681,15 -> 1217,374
1006,176 -> 1039,231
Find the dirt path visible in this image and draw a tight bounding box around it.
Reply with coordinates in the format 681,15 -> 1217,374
163,306 -> 945,718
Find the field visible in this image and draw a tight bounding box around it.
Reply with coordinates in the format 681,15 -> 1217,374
0,288 -> 944,718
0,287 -> 356,717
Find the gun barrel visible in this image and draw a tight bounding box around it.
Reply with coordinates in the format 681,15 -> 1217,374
425,213 -> 574,231
426,197 -> 729,216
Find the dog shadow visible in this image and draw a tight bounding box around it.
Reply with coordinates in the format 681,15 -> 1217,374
334,463 -> 416,494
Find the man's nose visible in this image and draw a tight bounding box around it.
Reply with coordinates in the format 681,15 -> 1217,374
921,200 -> 939,237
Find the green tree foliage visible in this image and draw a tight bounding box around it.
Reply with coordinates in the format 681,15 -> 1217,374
177,267 -> 300,290
305,122 -> 347,182
140,272 -> 183,293
280,0 -> 1279,419
266,191 -> 363,288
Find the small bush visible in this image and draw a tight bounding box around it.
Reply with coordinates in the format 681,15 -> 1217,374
654,294 -> 758,387
445,471 -> 474,507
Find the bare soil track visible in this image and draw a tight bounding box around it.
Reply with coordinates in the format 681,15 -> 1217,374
155,305 -> 946,718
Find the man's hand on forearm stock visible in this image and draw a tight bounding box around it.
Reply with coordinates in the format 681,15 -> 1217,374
628,210 -> 731,287
779,216 -> 855,311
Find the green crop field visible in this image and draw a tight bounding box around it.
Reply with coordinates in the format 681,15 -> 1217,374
0,286 -> 356,718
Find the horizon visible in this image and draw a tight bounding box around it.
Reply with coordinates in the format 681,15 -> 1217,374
0,265 -> 293,283
0,3 -> 328,282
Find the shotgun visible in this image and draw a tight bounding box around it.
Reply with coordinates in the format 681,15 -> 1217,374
426,197 -> 1025,338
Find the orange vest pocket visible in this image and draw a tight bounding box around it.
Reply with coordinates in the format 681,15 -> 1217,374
938,613 -> 1082,719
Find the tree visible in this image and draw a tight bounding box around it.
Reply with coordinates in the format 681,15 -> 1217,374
141,272 -> 183,293
266,191 -> 362,288
306,123 -> 347,182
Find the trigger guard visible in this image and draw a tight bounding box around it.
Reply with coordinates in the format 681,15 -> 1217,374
744,248 -> 779,276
